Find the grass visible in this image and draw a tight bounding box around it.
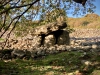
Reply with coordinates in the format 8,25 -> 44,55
0,51 -> 100,75
0,38 -> 4,41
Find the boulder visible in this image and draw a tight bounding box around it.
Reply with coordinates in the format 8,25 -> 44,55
58,30 -> 70,45
32,22 -> 67,35
11,50 -> 26,58
32,35 -> 42,47
44,34 -> 56,47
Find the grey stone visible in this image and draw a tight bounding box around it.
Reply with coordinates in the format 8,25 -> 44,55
30,50 -> 37,58
44,34 -> 56,47
32,35 -> 42,47
58,30 -> 70,45
11,50 -> 26,58
92,44 -> 97,49
32,22 -> 67,35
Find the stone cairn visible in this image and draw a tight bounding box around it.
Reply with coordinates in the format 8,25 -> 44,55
1,22 -> 100,60
31,22 -> 70,47
0,22 -> 71,60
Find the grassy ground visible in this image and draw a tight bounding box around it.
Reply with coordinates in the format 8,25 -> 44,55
0,51 -> 100,75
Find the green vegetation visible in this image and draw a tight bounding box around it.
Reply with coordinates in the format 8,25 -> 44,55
0,38 -> 4,41
0,51 -> 100,75
0,0 -> 96,38
82,21 -> 90,26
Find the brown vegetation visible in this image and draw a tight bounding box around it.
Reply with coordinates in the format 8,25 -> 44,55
67,13 -> 100,29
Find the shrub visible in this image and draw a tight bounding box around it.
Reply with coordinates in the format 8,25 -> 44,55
82,21 -> 90,26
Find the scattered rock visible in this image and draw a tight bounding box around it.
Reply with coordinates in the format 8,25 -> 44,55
32,35 -> 42,47
44,34 -> 56,47
81,60 -> 92,66
11,49 -> 26,58
92,44 -> 97,49
58,30 -> 70,45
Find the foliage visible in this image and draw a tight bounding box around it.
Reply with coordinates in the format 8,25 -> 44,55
39,8 -> 67,25
82,21 -> 90,26
0,0 -> 96,38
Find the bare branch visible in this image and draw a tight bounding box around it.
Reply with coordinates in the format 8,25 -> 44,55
0,0 -> 40,15
0,13 -> 7,32
0,0 -> 40,38
0,0 -> 12,7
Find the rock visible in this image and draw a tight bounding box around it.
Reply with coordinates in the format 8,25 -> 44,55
32,29 -> 70,47
92,44 -> 97,49
67,73 -> 74,75
0,21 -> 70,49
32,22 -> 67,35
30,22 -> 69,47
44,34 -> 56,47
48,46 -> 58,54
49,46 -> 56,51
75,70 -> 83,75
70,40 -> 75,45
58,30 -> 70,45
29,50 -> 37,58
84,61 -> 92,66
82,46 -> 92,51
0,50 -> 12,59
57,45 -> 66,51
75,72 -> 83,75
2,54 -> 11,60
11,50 -> 26,58
45,71 -> 54,75
81,60 -> 92,66
32,35 -> 42,47
66,46 -> 71,51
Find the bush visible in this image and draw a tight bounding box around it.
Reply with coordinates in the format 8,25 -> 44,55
82,21 -> 90,26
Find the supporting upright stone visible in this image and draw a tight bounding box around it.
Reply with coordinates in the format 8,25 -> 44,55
58,30 -> 70,45
44,34 -> 56,47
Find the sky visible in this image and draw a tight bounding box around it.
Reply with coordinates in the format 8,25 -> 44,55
68,0 -> 100,18
93,0 -> 100,16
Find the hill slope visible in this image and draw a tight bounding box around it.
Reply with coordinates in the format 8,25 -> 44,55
67,13 -> 100,29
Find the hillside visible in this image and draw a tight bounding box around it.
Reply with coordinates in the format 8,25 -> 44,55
67,13 -> 100,29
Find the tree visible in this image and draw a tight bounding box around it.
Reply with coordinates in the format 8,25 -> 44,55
73,0 -> 87,6
0,0 -> 96,38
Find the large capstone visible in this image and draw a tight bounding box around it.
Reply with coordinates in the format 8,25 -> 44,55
32,22 -> 67,35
